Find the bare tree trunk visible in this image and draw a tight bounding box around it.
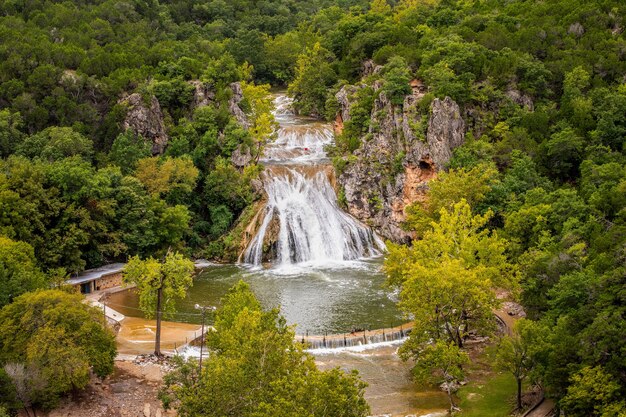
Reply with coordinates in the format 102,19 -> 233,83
517,377 -> 523,410
155,285 -> 163,356
447,385 -> 456,413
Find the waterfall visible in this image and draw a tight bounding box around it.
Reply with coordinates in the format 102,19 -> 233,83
242,94 -> 384,266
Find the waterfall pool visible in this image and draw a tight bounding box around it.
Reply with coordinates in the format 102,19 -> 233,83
106,257 -> 404,334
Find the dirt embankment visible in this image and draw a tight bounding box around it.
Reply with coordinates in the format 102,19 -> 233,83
40,360 -> 173,417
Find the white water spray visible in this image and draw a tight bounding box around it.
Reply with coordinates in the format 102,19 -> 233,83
243,94 -> 384,266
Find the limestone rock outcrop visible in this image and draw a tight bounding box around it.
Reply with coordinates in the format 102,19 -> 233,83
336,84 -> 465,242
120,93 -> 169,154
119,81 -> 250,156
228,82 -> 250,129
231,145 -> 253,168
189,80 -> 215,108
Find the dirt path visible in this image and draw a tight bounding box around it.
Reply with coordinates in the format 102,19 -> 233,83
44,360 -> 172,417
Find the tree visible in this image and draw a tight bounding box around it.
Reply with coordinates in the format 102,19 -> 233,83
386,200 -> 516,347
123,252 -> 194,355
369,0 -> 392,15
493,319 -> 546,410
561,366 -> 626,417
381,56 -> 412,106
403,162 -> 499,236
0,290 -> 116,410
0,236 -> 47,308
160,281 -> 370,417
108,131 -> 151,175
288,43 -> 338,116
135,156 -> 199,203
0,109 -> 25,158
405,340 -> 468,412
240,81 -> 277,162
17,127 -> 93,162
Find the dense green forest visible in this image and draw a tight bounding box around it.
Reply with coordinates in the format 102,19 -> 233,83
0,0 -> 625,415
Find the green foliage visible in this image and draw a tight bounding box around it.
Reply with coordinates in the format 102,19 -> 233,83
335,86 -> 375,153
0,110 -> 24,159
561,366 -> 626,417
493,319 -> 547,410
205,157 -> 261,214
387,200 -> 516,349
240,81 -> 278,161
135,156 -> 199,203
403,163 -> 499,236
407,340 -> 468,411
108,131 -> 152,175
288,43 -> 338,116
0,290 -> 116,409
123,252 -> 194,321
160,281 -> 370,417
0,0 -> 625,412
380,56 -> 411,106
17,127 -> 93,162
0,236 -> 47,308
123,252 -> 194,355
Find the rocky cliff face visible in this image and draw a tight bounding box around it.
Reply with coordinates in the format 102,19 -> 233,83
228,82 -> 250,129
337,84 -> 465,243
120,93 -> 169,154
120,82 -> 250,157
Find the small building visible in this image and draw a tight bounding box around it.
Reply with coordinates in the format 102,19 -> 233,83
66,263 -> 125,294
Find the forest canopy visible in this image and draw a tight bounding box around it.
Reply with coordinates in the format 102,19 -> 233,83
0,0 -> 625,414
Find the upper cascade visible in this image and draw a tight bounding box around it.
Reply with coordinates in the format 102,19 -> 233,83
241,94 -> 385,266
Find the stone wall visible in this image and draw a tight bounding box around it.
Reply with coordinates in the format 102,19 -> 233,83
93,272 -> 123,292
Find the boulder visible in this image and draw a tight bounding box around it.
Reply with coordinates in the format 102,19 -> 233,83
229,82 -> 250,129
120,93 -> 169,154
231,145 -> 253,168
189,80 -> 215,108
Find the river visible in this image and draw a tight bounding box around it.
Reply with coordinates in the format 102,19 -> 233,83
108,93 -> 448,416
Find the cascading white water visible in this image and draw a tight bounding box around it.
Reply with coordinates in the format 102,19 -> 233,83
244,168 -> 383,265
243,94 -> 384,266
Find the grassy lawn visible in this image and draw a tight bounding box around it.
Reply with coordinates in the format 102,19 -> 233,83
456,372 -> 518,417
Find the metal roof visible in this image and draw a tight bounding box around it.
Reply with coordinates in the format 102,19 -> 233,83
66,263 -> 126,285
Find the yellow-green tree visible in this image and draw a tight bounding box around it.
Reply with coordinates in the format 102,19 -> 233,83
123,252 -> 194,355
160,281 -> 370,417
0,290 -> 116,411
134,156 -> 199,202
493,319 -> 547,410
386,199 -> 516,384
369,0 -> 391,15
240,81 -> 277,163
403,162 -> 499,236
408,340 -> 468,412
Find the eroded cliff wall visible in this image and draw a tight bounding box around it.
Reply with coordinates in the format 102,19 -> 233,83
336,79 -> 465,243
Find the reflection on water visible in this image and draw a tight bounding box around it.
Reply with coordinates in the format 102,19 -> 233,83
107,258 -> 402,334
